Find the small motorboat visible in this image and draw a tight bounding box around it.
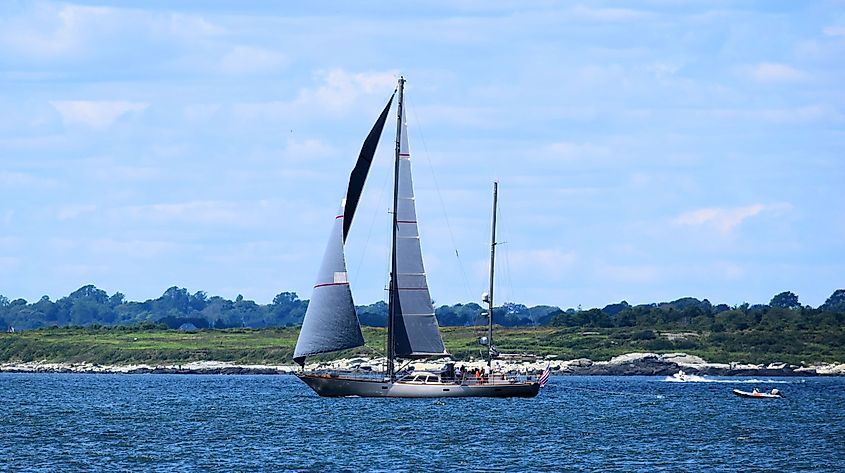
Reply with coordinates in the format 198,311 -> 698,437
671,370 -> 688,382
733,388 -> 783,399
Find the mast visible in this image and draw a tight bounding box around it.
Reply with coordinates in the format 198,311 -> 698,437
387,76 -> 405,381
487,181 -> 498,372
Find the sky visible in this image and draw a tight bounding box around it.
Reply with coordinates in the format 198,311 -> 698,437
0,1 -> 843,309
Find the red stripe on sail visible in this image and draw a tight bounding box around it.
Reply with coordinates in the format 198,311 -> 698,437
336,215 -> 343,219
397,220 -> 416,224
313,282 -> 350,288
399,153 -> 410,156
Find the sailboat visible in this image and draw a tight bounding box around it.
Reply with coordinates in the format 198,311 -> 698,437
293,77 -> 540,398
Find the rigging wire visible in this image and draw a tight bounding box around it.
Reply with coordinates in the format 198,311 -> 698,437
496,201 -> 517,306
406,97 -> 475,303
352,154 -> 391,288
497,199 -> 542,334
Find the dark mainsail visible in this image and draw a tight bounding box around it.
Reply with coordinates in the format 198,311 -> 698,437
343,94 -> 395,242
391,105 -> 448,358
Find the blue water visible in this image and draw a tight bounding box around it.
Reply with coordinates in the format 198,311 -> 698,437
0,374 -> 843,472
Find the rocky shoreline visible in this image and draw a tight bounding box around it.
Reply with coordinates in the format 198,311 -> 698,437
1,353 -> 843,376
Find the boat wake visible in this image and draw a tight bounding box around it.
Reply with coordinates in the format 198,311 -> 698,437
664,374 -> 708,383
663,376 -> 797,384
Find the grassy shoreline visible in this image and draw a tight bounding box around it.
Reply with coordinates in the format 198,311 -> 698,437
1,325 -> 842,366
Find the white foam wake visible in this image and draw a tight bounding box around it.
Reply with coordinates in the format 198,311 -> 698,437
663,376 -> 795,384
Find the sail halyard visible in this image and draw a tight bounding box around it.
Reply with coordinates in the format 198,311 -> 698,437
389,78 -> 448,362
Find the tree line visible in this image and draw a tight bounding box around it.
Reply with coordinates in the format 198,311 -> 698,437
1,285 -> 843,333
549,290 -> 845,334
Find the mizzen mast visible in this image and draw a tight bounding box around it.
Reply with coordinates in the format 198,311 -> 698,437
487,181 -> 498,372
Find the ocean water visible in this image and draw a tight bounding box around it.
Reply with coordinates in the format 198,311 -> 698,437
0,374 -> 843,472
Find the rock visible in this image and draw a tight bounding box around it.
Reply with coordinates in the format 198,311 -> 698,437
660,353 -> 707,365
809,363 -> 845,375
567,358 -> 593,368
0,354 -> 839,377
608,352 -> 660,364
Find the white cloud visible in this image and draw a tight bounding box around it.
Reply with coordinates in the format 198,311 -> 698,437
283,138 -> 336,162
568,6 -> 653,22
231,100 -> 293,121
545,142 -> 611,162
122,200 -> 272,226
299,69 -> 398,114
823,26 -> 845,37
232,69 -> 399,120
647,62 -> 681,79
50,101 -> 148,129
673,204 -> 789,235
505,248 -> 578,280
0,4 -> 223,60
57,204 -> 97,221
55,264 -> 110,277
0,4 -> 113,57
0,171 -> 56,189
595,263 -> 659,283
413,104 -> 500,128
754,105 -> 836,124
162,13 -> 225,38
713,261 -> 745,280
748,63 -> 808,83
91,239 -> 183,258
93,165 -> 160,182
700,105 -> 839,125
219,46 -> 287,75
183,104 -> 221,122
0,257 -> 20,272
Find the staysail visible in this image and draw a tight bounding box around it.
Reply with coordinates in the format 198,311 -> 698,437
293,203 -> 363,366
293,95 -> 395,366
392,106 -> 448,358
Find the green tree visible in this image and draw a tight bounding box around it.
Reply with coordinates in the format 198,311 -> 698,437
109,292 -> 126,307
820,289 -> 845,312
69,285 -> 108,304
770,291 -> 800,309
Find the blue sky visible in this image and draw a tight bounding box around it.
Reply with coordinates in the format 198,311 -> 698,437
0,1 -> 843,309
